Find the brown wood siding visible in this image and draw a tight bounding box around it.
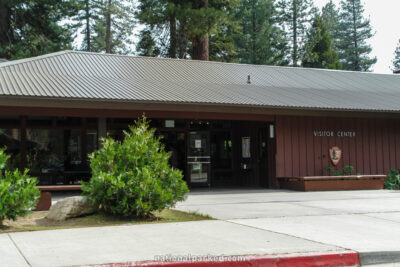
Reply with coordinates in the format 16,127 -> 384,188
276,116 -> 400,177
0,106 -> 274,122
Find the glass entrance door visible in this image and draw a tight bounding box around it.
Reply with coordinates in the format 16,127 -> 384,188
187,131 -> 210,187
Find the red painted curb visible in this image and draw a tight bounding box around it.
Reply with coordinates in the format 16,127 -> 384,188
82,250 -> 360,267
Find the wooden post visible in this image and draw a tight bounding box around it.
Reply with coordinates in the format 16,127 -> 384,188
20,116 -> 27,171
98,118 -> 107,148
81,118 -> 87,165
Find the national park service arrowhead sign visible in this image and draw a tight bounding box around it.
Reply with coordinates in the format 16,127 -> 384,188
329,146 -> 342,166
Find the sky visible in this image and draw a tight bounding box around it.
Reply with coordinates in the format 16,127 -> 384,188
314,0 -> 400,74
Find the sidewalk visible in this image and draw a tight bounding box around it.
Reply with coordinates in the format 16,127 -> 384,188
175,189 -> 400,266
1,189 -> 400,266
2,220 -> 342,267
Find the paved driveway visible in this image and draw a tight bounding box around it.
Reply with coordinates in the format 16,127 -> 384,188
175,189 -> 400,265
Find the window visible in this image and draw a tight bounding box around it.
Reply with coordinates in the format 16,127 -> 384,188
87,129 -> 98,158
0,128 -> 21,169
26,129 -> 64,176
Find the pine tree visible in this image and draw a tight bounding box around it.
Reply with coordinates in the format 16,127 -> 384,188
82,0 -> 94,51
0,0 -> 78,59
234,0 -> 288,65
184,0 -> 241,61
0,1 -> 12,53
276,0 -> 317,66
302,15 -> 341,69
187,0 -> 210,60
89,0 -> 135,54
337,0 -> 376,71
321,0 -> 340,52
392,40 -> 400,71
209,23 -> 238,62
136,0 -> 239,61
70,0 -> 98,52
136,29 -> 161,57
206,1 -> 239,62
136,0 -> 179,58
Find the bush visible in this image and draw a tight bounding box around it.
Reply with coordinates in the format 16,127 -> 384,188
323,166 -> 334,176
333,170 -> 342,176
385,169 -> 400,190
342,165 -> 355,175
82,117 -> 189,218
0,148 -> 40,225
323,165 -> 356,176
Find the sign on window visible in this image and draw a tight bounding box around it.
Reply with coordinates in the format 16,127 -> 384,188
195,139 -> 202,149
242,137 -> 251,158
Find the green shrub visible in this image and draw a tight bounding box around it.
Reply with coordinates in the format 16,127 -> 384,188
0,148 -> 40,225
342,165 -> 355,175
385,169 -> 400,190
333,170 -> 342,176
323,165 -> 356,176
323,166 -> 334,175
82,117 -> 189,218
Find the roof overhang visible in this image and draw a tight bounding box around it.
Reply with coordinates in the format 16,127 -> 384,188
1,96 -> 400,120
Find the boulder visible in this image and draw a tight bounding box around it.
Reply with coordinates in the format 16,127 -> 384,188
46,196 -> 95,221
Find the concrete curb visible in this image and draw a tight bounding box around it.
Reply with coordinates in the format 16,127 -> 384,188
79,250 -> 360,267
359,251 -> 400,266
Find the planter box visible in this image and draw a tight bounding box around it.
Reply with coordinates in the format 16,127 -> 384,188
278,175 -> 386,191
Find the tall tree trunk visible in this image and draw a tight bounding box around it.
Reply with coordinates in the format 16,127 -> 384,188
292,0 -> 298,67
105,0 -> 112,53
351,0 -> 360,71
0,2 -> 11,50
169,11 -> 177,58
251,0 -> 256,64
192,35 -> 209,60
85,0 -> 91,51
178,23 -> 187,59
191,0 -> 209,61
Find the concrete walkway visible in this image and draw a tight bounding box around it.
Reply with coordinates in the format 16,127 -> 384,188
176,189 -> 400,265
2,220 -> 340,267
1,189 -> 400,266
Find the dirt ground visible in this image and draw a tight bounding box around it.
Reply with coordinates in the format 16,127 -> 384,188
0,209 -> 212,233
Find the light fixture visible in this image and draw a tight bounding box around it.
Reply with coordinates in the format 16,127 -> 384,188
269,124 -> 275,139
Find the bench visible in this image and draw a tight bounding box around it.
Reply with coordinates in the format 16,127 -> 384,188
36,185 -> 82,211
278,175 -> 387,191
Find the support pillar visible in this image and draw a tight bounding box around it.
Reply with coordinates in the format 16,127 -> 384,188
98,118 -> 107,148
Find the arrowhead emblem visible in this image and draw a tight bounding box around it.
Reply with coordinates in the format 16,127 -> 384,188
329,146 -> 342,166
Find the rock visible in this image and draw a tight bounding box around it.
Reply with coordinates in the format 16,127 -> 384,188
46,196 -> 95,221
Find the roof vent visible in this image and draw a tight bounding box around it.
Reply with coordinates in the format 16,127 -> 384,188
247,75 -> 251,84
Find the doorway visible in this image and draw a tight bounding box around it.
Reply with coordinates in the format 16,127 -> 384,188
210,131 -> 233,186
187,131 -> 211,187
233,121 -> 272,188
153,119 -> 275,189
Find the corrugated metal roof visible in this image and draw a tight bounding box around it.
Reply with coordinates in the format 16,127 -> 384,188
1,50 -> 400,112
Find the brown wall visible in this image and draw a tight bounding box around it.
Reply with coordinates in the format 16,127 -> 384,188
275,116 -> 400,177
3,103 -> 400,182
